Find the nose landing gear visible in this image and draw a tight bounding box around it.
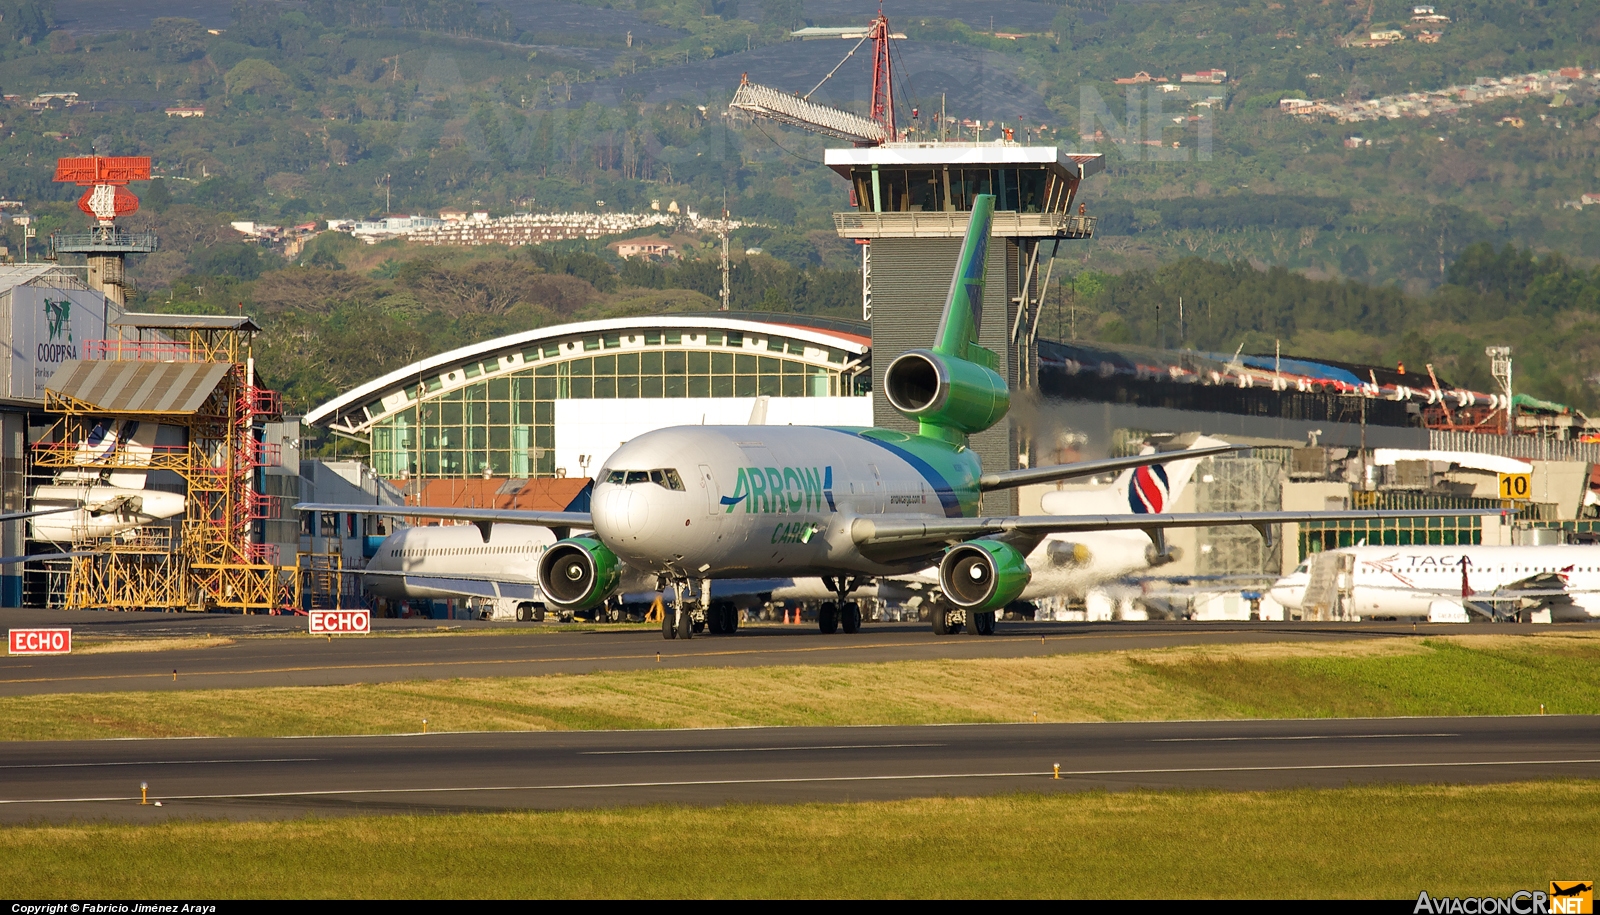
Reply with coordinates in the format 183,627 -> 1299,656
819,576 -> 866,634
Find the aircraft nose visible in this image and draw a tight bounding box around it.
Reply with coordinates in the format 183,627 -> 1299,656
1268,580 -> 1303,609
595,485 -> 652,539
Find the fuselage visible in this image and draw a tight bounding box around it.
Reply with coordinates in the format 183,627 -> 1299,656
363,523 -> 554,600
1270,544 -> 1600,621
592,424 -> 981,579
28,484 -> 187,543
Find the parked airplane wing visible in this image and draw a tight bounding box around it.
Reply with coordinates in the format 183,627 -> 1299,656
850,508 -> 1509,550
0,506 -> 78,524
357,569 -> 541,601
976,443 -> 1243,492
0,551 -> 86,565
293,503 -> 593,539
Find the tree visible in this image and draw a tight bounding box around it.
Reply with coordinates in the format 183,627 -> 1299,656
225,59 -> 291,98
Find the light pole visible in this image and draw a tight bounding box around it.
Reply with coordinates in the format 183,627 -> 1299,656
1486,346 -> 1513,435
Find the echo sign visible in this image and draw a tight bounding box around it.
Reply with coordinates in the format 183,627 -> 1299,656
9,628 -> 71,655
309,609 -> 370,635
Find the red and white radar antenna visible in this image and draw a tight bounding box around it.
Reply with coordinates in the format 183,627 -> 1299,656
54,156 -> 151,225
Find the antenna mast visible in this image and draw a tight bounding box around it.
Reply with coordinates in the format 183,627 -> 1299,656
720,192 -> 730,312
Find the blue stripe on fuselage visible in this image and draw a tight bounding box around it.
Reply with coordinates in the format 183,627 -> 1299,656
827,428 -> 964,518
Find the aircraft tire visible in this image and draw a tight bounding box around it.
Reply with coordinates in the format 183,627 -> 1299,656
677,606 -> 694,640
533,605 -> 546,623
727,604 -> 739,634
931,606 -> 949,635
818,601 -> 839,634
841,601 -> 861,634
971,611 -> 996,636
662,607 -> 677,640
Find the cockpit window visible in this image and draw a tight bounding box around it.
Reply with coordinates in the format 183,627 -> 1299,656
609,469 -> 687,491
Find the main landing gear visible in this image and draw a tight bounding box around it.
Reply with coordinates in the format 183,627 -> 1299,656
817,576 -> 865,635
929,604 -> 995,636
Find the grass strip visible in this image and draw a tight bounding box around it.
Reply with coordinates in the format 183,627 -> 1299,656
2,633 -> 1598,741
2,780 -> 1596,898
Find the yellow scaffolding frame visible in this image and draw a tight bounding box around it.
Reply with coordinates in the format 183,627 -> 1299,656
35,320 -> 284,612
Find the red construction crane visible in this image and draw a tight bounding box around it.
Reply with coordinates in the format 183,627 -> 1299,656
727,12 -> 904,145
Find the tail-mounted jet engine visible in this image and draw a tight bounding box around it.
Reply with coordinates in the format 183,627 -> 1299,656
536,536 -> 622,611
939,540 -> 1032,613
883,349 -> 1009,435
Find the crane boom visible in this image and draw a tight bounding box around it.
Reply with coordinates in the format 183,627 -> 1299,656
728,79 -> 887,144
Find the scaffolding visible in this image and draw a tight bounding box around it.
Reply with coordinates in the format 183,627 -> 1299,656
33,314 -> 285,612
1193,455 -> 1284,578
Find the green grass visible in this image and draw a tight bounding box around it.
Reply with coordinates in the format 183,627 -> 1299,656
3,781 -> 1597,897
1135,635 -> 1600,718
2,633 -> 1598,740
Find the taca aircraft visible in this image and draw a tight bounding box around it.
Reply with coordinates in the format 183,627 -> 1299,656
301,195 -> 1491,638
1271,543 -> 1600,622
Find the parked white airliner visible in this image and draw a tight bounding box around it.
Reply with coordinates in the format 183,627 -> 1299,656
1270,544 -> 1600,622
361,522 -> 555,620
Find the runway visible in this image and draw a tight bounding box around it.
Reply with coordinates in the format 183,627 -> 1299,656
1,715 -> 1595,823
0,609 -> 1497,696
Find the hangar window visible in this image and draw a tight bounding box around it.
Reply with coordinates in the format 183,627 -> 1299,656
366,325 -> 860,481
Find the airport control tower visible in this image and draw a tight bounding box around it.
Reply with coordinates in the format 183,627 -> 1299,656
729,15 -> 1104,512
826,144 -> 1103,513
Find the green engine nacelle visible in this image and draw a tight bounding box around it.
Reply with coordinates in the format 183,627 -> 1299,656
536,536 -> 623,611
883,349 -> 1009,436
939,540 -> 1032,613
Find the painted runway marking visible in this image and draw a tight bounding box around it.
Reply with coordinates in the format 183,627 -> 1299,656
1151,733 -> 1460,742
4,757 -> 1599,805
580,743 -> 944,755
0,758 -> 317,770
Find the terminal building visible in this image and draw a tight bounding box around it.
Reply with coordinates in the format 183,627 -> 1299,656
305,313 -> 873,482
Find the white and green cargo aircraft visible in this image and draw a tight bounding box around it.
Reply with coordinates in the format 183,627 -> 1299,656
300,195 -> 1495,638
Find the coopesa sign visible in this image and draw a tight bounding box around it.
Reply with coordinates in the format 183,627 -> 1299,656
9,628 -> 72,655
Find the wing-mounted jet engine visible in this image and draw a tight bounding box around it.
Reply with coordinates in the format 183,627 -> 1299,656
536,536 -> 623,615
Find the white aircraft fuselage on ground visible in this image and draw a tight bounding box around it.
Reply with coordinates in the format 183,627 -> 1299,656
362,523 -> 555,604
1270,544 -> 1600,621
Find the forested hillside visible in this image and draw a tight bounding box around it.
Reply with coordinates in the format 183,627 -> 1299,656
2,0 -> 1600,419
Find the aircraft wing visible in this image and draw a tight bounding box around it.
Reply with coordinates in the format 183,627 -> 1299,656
0,551 -> 86,566
293,503 -> 593,532
357,570 -> 542,601
850,508 -> 1506,549
0,506 -> 78,523
976,444 -> 1243,491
